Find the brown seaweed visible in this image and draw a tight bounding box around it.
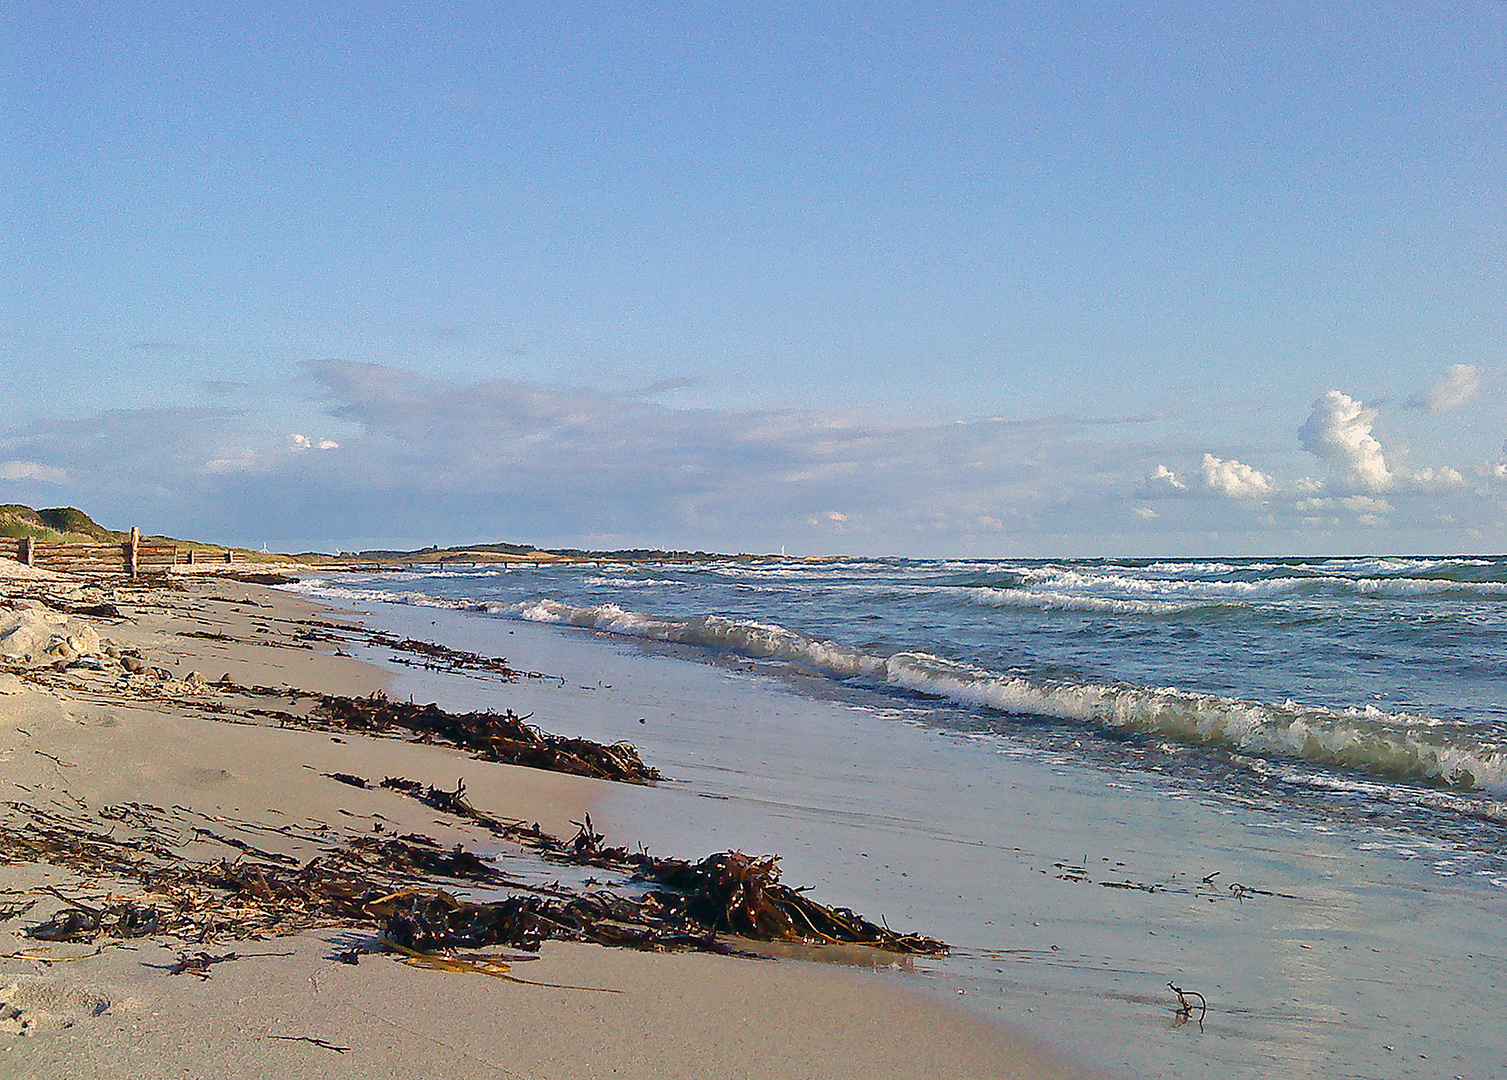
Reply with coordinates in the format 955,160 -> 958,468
314,693 -> 661,784
365,632 -> 520,679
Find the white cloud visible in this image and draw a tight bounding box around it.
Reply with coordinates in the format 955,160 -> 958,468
1200,454 -> 1274,500
1410,466 -> 1465,491
1145,464 -> 1187,492
1339,495 -> 1393,515
1298,390 -> 1393,492
1418,364 -> 1482,415
7,362 -> 1507,555
203,450 -> 261,474
290,434 -> 340,451
0,460 -> 67,483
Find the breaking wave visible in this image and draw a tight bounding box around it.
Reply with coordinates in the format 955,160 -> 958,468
882,653 -> 1507,792
284,567 -> 1507,794
956,587 -> 1234,616
500,598 -> 885,678
496,597 -> 1505,792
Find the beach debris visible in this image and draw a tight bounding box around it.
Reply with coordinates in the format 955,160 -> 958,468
1169,981 -> 1207,1030
165,949 -> 292,978
3,772 -> 944,967
0,899 -> 38,922
364,781 -> 947,955
0,946 -> 108,964
267,1034 -> 352,1053
365,631 -> 520,679
324,772 -> 370,789
643,849 -> 947,953
26,900 -> 161,942
313,693 -> 661,784
378,936 -> 623,991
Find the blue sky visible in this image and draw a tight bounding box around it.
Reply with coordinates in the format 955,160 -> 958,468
2,2 -> 1503,555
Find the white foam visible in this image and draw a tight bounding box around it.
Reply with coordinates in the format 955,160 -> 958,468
880,652 -> 1507,792
957,587 -> 1219,615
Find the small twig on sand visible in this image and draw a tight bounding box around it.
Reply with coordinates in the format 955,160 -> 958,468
268,1034 -> 352,1054
1169,981 -> 1207,1031
167,950 -> 294,979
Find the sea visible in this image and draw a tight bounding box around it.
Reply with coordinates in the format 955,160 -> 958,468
287,556 -> 1507,1080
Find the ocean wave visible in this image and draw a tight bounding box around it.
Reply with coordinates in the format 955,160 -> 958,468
493,595 -> 1507,791
582,575 -> 690,588
283,575 -> 1507,792
1006,568 -> 1507,603
1309,557 -> 1499,577
281,579 -> 480,611
501,599 -> 886,678
882,652 -> 1507,792
1012,568 -> 1318,598
956,587 -> 1229,616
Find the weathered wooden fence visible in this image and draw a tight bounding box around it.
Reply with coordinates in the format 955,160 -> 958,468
1,526 -> 233,576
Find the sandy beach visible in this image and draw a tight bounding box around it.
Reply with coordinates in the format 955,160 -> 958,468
0,561 -> 1097,1080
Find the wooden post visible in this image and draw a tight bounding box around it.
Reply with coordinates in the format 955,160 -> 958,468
186,549 -> 196,565
20,537 -> 34,566
128,527 -> 140,578
224,550 -> 234,564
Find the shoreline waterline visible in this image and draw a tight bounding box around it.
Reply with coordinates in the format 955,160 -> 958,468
312,560 -> 1507,1080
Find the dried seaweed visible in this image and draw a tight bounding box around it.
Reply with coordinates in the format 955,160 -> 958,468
8,777 -> 944,963
313,693 -> 660,784
365,632 -> 519,679
364,786 -> 947,956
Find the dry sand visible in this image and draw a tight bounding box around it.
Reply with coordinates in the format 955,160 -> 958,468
0,559 -> 1099,1079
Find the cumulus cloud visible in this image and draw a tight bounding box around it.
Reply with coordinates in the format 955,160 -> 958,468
1414,364 -> 1482,415
0,460 -> 67,483
290,434 -> 340,451
1410,466 -> 1465,490
1143,464 -> 1187,493
1200,454 -> 1274,500
1132,506 -> 1157,520
1340,495 -> 1393,515
1298,390 -> 1393,492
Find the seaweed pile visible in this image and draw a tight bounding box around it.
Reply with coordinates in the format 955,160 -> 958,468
314,693 -> 660,784
5,780 -> 944,963
350,778 -> 948,957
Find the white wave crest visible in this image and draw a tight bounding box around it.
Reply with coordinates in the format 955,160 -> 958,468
1003,568 -> 1507,603
958,588 -> 1217,615
281,580 -> 476,610
503,599 -> 885,678
881,653 -> 1507,791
